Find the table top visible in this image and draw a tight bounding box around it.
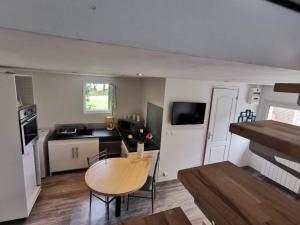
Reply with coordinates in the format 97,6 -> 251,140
230,120 -> 300,160
274,83 -> 300,93
120,207 -> 192,225
85,152 -> 155,196
178,161 -> 300,225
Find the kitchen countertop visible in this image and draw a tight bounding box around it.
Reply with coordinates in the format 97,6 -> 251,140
48,125 -> 160,152
119,130 -> 160,152
48,128 -> 121,141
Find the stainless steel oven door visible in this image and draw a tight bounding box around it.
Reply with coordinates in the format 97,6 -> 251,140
20,115 -> 38,153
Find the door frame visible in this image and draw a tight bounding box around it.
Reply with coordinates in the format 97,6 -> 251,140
202,86 -> 239,165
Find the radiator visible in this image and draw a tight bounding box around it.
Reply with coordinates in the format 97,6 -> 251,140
260,158 -> 300,194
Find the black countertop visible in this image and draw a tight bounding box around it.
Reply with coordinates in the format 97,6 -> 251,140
119,130 -> 160,152
48,126 -> 160,152
48,128 -> 121,141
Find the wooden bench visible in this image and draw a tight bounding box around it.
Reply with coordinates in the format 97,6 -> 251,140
229,120 -> 300,160
178,161 -> 300,225
120,207 -> 192,225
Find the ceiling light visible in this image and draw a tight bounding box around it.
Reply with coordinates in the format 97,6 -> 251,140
137,73 -> 143,77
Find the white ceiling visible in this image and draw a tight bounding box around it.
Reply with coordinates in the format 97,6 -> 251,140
0,28 -> 300,84
0,0 -> 299,71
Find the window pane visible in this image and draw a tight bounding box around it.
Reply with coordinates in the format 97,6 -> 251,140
267,106 -> 300,126
84,83 -> 111,112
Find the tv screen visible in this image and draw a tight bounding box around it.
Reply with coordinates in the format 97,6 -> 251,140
266,0 -> 300,13
146,103 -> 163,146
171,102 -> 206,125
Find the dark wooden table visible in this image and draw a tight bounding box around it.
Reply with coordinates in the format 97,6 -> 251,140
274,83 -> 300,93
120,207 -> 192,225
178,161 -> 300,225
230,120 -> 300,160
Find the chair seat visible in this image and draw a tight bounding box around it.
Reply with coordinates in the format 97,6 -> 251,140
140,176 -> 153,191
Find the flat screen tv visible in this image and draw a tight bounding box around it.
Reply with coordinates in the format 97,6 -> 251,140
171,102 -> 206,125
266,0 -> 300,13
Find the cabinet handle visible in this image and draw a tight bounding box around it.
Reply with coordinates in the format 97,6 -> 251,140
72,148 -> 74,158
76,147 -> 79,158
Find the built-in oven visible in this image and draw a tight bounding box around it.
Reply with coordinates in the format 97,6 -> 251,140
19,105 -> 38,154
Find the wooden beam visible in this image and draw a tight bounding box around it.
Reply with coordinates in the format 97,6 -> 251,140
229,120 -> 300,160
274,83 -> 300,93
178,162 -> 300,225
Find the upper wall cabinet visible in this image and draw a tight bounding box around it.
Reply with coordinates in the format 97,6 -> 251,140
15,76 -> 34,107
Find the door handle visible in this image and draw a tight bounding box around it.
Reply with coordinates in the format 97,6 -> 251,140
76,147 -> 79,158
72,148 -> 74,158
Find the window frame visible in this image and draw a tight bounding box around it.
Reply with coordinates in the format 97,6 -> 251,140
83,81 -> 113,114
261,100 -> 300,120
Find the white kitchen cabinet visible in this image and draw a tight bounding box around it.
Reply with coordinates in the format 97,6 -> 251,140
76,140 -> 101,168
22,142 -> 41,213
48,138 -> 99,174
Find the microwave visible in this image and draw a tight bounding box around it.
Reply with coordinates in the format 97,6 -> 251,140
118,119 -> 144,134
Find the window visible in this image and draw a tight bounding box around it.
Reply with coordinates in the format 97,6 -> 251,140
83,82 -> 113,113
267,105 -> 300,126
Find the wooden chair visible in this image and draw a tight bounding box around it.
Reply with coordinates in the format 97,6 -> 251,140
87,150 -> 115,220
127,152 -> 160,213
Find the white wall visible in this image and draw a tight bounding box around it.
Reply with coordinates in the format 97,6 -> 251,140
0,74 -> 27,222
0,0 -> 299,70
159,78 -> 258,181
15,76 -> 34,106
249,85 -> 300,171
32,73 -> 144,129
141,78 -> 165,120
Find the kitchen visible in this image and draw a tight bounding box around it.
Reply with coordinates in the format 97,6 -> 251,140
0,72 -> 165,222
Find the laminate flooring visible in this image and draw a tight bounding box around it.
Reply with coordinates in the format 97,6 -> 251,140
3,168 -> 298,225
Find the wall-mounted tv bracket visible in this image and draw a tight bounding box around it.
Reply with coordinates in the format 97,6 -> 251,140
274,83 -> 300,106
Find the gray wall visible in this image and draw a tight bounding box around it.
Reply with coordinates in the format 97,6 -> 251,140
0,0 -> 299,70
33,73 -> 144,129
15,76 -> 34,106
141,78 -> 165,120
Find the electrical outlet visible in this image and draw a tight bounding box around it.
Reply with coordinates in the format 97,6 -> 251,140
162,171 -> 168,177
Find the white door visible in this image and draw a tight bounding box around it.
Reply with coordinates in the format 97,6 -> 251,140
203,88 -> 238,165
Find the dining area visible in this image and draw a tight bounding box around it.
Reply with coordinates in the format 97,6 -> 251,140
84,150 -> 160,221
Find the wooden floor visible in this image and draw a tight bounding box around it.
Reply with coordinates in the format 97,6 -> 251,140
4,171 -> 205,225
3,168 -> 299,225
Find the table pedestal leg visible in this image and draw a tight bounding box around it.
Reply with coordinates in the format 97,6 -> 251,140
115,196 -> 121,217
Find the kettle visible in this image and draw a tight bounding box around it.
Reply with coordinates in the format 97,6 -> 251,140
106,116 -> 115,131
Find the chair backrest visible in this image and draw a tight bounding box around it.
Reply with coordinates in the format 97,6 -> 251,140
87,149 -> 108,168
152,152 -> 160,182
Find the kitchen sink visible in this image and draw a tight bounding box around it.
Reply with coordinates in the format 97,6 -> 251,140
76,129 -> 93,136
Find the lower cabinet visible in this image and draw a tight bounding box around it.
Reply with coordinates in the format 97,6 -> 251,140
48,138 -> 99,174
22,142 -> 41,213
100,139 -> 122,157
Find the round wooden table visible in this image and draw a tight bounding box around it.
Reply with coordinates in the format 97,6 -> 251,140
85,152 -> 155,217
